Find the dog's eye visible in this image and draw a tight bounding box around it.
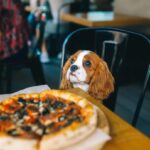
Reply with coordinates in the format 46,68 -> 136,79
70,59 -> 75,64
84,60 -> 91,68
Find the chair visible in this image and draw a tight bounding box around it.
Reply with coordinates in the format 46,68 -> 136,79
132,64 -> 150,126
0,53 -> 46,93
60,27 -> 150,112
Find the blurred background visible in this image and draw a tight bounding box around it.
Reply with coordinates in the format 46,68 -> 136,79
0,0 -> 150,137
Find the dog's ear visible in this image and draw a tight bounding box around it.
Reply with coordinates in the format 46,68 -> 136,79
60,57 -> 73,89
88,59 -> 114,100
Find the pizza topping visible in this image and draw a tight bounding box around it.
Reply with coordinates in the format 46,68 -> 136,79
18,97 -> 26,105
58,115 -> 66,122
0,93 -> 88,140
41,108 -> 50,116
45,123 -> 54,134
7,129 -> 20,137
21,126 -> 32,132
69,102 -> 76,105
64,115 -> 83,127
31,124 -> 39,132
26,105 -> 39,117
4,102 -> 22,113
0,120 -> 14,131
27,99 -> 39,105
16,108 -> 28,119
52,101 -> 66,109
39,116 -> 53,126
0,114 -> 10,121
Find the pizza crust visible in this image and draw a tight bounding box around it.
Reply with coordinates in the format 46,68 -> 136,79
0,136 -> 37,150
40,102 -> 110,150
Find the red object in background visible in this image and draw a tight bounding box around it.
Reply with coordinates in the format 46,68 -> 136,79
41,13 -> 46,21
0,0 -> 29,60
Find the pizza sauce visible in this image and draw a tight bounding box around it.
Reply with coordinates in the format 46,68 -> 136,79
0,96 -> 84,139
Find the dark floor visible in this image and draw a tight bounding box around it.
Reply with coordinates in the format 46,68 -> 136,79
1,57 -> 150,137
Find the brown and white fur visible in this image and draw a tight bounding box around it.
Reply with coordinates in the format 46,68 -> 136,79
60,50 -> 114,101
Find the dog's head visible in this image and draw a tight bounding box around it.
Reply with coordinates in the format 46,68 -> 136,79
60,50 -> 114,100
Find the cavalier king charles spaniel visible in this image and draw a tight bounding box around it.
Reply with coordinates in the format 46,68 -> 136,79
60,50 -> 114,100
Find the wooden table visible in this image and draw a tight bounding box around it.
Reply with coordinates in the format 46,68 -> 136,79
61,11 -> 150,27
68,88 -> 150,150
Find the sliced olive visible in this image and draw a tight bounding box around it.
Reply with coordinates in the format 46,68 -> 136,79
52,101 -> 66,109
69,108 -> 77,114
45,99 -> 52,104
26,99 -> 39,105
64,116 -> 82,127
72,115 -> 82,122
21,126 -> 31,132
17,109 -> 28,119
18,97 -> 26,104
64,119 -> 73,127
0,115 -> 9,121
45,99 -> 52,109
41,108 -> 49,115
7,129 -> 20,137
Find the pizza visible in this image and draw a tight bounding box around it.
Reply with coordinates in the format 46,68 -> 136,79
0,90 -> 103,150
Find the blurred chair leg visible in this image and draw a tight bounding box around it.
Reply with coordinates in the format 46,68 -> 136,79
6,65 -> 12,93
132,64 -> 150,126
29,56 -> 46,85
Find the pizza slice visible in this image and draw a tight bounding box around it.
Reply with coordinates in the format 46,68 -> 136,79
0,90 -> 109,150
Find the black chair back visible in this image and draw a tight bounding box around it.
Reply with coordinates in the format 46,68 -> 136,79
132,64 -> 150,126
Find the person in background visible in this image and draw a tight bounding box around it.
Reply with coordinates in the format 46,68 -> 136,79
0,0 -> 30,93
0,0 -> 29,61
26,0 -> 53,63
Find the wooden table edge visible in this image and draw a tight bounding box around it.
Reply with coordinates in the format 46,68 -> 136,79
61,13 -> 150,27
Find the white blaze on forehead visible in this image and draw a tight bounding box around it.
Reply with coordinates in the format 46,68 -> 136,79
74,50 -> 91,66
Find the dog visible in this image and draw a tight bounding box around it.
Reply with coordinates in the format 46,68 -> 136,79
60,50 -> 114,101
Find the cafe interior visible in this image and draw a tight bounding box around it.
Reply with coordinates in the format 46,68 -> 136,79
0,0 -> 150,149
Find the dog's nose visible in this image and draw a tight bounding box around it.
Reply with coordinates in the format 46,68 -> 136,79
70,65 -> 78,72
